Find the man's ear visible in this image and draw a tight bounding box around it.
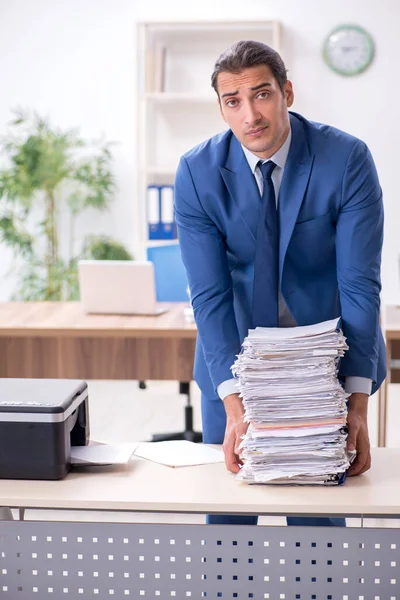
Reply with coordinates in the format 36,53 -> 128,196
284,80 -> 294,108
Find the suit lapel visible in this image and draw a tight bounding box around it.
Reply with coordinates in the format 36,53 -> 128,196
219,134 -> 260,244
218,116 -> 315,271
278,113 -> 314,281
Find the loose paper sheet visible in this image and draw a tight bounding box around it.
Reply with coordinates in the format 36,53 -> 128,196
133,440 -> 224,467
71,442 -> 139,466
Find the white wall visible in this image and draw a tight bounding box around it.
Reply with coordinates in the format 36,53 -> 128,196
0,0 -> 398,302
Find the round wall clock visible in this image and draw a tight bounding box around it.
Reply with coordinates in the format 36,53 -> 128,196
323,24 -> 375,76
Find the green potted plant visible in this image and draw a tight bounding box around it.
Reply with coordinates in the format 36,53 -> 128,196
81,235 -> 133,261
0,109 -> 132,300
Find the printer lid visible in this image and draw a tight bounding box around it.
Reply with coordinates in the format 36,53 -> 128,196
0,379 -> 88,423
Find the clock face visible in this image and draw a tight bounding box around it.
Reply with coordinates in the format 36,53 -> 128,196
323,24 -> 374,76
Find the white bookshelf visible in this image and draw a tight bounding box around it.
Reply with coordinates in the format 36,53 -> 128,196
136,20 -> 282,258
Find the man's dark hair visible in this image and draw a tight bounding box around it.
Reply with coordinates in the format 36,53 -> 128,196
211,40 -> 288,95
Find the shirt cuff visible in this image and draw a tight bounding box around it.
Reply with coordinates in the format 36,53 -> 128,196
345,376 -> 372,396
217,378 -> 239,400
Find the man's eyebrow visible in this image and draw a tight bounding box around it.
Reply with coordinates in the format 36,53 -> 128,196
250,82 -> 273,91
220,81 -> 273,98
221,90 -> 239,99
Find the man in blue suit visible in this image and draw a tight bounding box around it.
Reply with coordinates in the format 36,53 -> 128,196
174,41 -> 386,526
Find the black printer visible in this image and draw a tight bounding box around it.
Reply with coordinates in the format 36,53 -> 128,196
0,378 -> 89,480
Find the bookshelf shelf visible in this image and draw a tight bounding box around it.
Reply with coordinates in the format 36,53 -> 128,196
143,21 -> 277,35
145,239 -> 179,248
144,166 -> 177,176
144,93 -> 217,103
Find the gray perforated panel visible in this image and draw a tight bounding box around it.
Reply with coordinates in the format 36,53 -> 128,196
0,521 -> 399,598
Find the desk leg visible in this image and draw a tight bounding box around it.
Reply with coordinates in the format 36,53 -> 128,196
378,339 -> 390,447
0,507 -> 13,520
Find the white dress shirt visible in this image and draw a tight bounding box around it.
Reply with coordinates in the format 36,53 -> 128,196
217,128 -> 372,400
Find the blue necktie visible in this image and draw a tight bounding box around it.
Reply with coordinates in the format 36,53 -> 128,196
251,160 -> 279,328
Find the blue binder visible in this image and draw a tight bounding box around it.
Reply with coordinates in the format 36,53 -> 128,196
147,185 -> 177,240
147,185 -> 161,240
160,185 -> 177,239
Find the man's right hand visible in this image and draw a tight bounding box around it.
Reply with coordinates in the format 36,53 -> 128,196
222,393 -> 248,473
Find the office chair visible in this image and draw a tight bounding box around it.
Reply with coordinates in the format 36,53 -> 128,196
143,243 -> 202,443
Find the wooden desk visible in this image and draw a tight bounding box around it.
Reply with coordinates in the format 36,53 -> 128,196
0,302 -> 196,381
379,305 -> 400,446
1,448 -> 400,599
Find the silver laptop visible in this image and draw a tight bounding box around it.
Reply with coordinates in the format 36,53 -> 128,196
78,260 -> 166,316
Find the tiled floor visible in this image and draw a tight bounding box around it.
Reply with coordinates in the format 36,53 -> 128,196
16,380 -> 400,526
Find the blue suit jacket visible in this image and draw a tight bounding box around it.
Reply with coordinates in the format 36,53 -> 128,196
174,112 -> 386,404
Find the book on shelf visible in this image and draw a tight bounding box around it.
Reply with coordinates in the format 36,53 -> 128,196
145,42 -> 166,93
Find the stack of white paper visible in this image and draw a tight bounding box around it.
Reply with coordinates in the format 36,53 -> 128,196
232,318 -> 351,485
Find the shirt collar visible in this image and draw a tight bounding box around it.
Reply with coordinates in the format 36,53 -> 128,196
241,127 -> 292,174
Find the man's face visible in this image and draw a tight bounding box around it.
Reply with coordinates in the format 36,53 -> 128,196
217,65 -> 294,159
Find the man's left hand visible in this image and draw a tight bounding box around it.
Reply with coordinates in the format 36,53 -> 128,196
346,392 -> 371,477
